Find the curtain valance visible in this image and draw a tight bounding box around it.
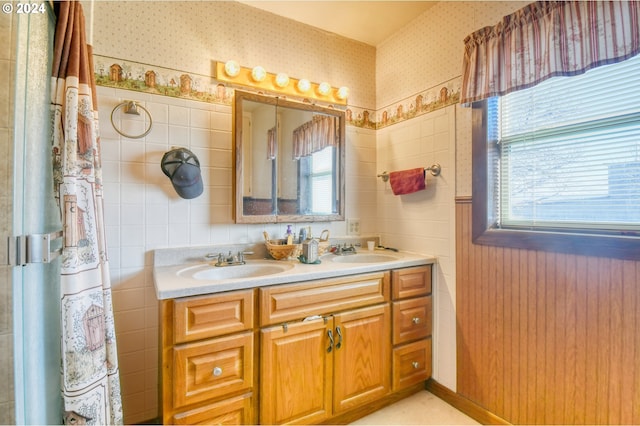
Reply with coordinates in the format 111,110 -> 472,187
292,115 -> 338,159
461,0 -> 640,104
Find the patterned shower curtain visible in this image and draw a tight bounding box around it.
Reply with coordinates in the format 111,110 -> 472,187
50,1 -> 123,424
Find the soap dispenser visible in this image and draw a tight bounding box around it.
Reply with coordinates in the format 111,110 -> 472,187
285,225 -> 293,245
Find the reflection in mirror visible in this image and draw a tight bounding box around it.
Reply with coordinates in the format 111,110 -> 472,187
234,91 -> 345,223
239,98 -> 276,217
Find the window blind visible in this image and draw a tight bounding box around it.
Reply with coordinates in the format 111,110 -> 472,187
310,147 -> 334,214
494,54 -> 640,232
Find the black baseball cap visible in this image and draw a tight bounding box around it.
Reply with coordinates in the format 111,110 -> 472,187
160,148 -> 203,199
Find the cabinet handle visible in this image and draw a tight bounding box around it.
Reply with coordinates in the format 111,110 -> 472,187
412,362 -> 419,369
412,317 -> 421,325
335,326 -> 342,350
327,329 -> 334,353
213,367 -> 223,376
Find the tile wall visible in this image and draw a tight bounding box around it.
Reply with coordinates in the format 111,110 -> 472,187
376,105 -> 457,390
97,86 -> 377,423
374,1 -> 524,392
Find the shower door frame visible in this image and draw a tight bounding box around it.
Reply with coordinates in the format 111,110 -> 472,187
10,5 -> 63,424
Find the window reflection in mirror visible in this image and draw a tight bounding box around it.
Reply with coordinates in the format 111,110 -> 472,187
234,91 -> 345,223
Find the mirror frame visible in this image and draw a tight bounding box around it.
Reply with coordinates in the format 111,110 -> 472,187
233,90 -> 345,224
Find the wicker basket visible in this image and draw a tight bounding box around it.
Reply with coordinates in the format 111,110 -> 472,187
318,229 -> 330,255
263,232 -> 301,260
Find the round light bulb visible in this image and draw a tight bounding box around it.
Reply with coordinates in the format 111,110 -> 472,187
224,60 -> 240,77
275,73 -> 290,88
337,86 -> 349,100
251,66 -> 266,82
318,82 -> 331,96
297,79 -> 311,93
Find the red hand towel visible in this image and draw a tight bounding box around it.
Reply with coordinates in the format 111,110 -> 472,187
389,168 -> 426,195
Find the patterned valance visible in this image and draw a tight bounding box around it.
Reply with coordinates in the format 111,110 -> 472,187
461,1 -> 640,104
292,115 -> 338,159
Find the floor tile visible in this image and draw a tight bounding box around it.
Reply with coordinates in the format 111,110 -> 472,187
350,391 -> 480,425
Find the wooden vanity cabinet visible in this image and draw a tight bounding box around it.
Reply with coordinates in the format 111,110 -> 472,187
391,265 -> 432,391
159,265 -> 433,425
259,272 -> 391,425
160,289 -> 256,425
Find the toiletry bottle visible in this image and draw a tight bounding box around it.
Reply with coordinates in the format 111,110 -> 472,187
298,227 -> 307,244
286,225 -> 293,245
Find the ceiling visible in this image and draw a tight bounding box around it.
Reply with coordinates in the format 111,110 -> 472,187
237,1 -> 437,47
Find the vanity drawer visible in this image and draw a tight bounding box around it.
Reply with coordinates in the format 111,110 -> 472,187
173,331 -> 254,409
259,271 -> 390,326
173,289 -> 254,344
392,338 -> 432,391
392,296 -> 432,345
391,265 -> 432,300
172,392 -> 254,425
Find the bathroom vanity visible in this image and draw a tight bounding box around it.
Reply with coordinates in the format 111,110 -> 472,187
154,248 -> 434,425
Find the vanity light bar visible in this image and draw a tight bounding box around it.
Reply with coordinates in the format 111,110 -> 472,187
215,61 -> 348,105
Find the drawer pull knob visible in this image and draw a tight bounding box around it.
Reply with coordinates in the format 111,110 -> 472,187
213,367 -> 223,377
412,317 -> 421,324
412,361 -> 420,369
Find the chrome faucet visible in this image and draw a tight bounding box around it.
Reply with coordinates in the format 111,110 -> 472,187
205,250 -> 254,267
331,243 -> 359,255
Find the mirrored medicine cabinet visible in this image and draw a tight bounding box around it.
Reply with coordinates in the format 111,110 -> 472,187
233,90 -> 345,224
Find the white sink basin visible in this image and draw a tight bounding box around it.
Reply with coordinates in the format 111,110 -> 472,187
177,261 -> 294,281
331,253 -> 400,263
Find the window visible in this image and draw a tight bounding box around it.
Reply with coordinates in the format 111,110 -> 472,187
299,146 -> 336,214
473,54 -> 640,259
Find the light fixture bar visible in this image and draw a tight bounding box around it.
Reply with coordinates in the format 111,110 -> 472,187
215,61 -> 348,105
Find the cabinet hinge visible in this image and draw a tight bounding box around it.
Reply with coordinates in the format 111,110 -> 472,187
7,230 -> 63,266
282,323 -> 288,333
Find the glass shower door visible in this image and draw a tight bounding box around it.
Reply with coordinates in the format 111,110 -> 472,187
10,5 -> 63,424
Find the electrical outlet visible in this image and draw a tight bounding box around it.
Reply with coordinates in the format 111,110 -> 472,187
347,218 -> 361,235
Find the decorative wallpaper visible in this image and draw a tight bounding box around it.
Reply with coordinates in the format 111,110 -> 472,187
94,54 -> 460,131
90,1 -> 376,110
375,77 -> 460,129
94,55 -> 233,106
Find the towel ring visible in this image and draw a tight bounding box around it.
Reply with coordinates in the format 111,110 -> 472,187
110,100 -> 153,139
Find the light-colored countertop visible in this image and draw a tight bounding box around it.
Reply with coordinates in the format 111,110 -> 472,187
153,248 -> 436,300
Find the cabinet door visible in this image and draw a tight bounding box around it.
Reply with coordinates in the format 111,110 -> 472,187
333,304 -> 391,414
260,319 -> 333,425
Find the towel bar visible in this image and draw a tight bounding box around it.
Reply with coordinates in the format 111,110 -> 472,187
377,163 -> 441,182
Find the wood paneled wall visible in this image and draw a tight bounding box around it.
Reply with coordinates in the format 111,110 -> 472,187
456,198 -> 640,425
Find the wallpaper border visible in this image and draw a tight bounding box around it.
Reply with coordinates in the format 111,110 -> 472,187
94,54 -> 460,130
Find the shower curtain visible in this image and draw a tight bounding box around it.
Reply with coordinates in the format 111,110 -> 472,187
50,1 -> 123,424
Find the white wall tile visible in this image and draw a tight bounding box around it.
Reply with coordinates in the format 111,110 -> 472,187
167,125 -> 189,146
375,106 -> 457,390
168,105 -> 189,126
190,108 -> 210,129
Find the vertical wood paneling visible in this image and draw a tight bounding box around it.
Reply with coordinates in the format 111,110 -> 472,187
574,255 -> 588,424
456,200 -> 640,425
621,261 -> 637,423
